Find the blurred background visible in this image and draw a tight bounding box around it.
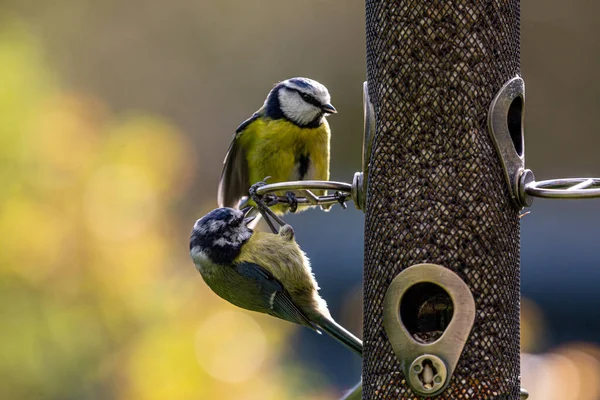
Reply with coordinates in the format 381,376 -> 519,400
0,1 -> 598,399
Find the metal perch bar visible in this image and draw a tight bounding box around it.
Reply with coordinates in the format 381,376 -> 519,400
487,79 -> 600,205
525,177 -> 600,199
254,180 -> 354,208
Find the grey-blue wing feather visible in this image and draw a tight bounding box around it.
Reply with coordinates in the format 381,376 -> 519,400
234,111 -> 261,134
234,261 -> 316,330
217,112 -> 261,208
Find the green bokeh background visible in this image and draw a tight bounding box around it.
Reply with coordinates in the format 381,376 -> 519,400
1,2 -> 599,400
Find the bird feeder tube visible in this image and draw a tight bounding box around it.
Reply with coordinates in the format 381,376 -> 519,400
363,0 -> 522,398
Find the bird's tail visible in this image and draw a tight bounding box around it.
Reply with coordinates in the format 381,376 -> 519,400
314,315 -> 363,356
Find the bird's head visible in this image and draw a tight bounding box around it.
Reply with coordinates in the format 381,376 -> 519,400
190,207 -> 256,265
266,77 -> 336,127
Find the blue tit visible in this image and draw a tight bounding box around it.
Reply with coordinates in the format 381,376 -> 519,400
189,207 -> 362,356
217,77 -> 336,216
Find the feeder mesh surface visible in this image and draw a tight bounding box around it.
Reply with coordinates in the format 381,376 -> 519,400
363,1 -> 521,398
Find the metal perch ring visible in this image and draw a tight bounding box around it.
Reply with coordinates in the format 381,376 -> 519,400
524,177 -> 600,199
254,180 -> 354,209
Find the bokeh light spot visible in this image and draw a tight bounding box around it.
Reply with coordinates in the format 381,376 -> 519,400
83,164 -> 157,242
0,196 -> 68,281
28,94 -> 104,188
106,115 -> 193,194
195,310 -> 267,383
521,297 -> 546,352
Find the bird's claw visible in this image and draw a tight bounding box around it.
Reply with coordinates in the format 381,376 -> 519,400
265,194 -> 279,207
248,178 -> 270,199
286,192 -> 298,213
249,178 -> 278,211
334,191 -> 348,210
247,178 -> 287,234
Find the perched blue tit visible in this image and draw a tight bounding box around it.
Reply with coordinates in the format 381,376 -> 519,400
189,207 -> 362,356
217,77 -> 336,216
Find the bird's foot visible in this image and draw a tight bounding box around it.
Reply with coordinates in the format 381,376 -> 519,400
286,192 -> 298,213
249,177 -> 278,209
264,194 -> 279,207
248,177 -> 271,202
334,191 -> 348,210
248,177 -> 287,234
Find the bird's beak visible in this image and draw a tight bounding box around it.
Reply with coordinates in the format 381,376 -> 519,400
321,103 -> 337,114
241,206 -> 256,225
241,206 -> 252,216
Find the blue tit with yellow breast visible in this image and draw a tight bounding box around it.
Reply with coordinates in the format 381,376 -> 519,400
189,207 -> 362,356
217,77 -> 336,216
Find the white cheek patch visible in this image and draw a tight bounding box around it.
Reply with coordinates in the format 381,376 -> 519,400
190,246 -> 209,263
214,237 -> 230,247
207,219 -> 225,232
232,228 -> 252,243
210,227 -> 251,249
279,90 -> 321,126
190,248 -> 217,276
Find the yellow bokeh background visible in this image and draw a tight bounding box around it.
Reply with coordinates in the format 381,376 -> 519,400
0,21 -> 333,400
1,1 -> 600,399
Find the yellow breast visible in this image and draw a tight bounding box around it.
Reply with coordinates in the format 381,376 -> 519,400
239,117 -> 331,213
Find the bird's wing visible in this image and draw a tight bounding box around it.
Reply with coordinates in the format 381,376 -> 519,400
234,261 -> 317,329
217,112 -> 260,208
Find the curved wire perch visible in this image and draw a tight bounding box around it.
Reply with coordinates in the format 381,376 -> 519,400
525,177 -> 600,199
247,179 -> 356,234
247,179 -> 354,234
254,180 -> 354,209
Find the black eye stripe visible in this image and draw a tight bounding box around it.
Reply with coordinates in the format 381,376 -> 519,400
290,88 -> 323,108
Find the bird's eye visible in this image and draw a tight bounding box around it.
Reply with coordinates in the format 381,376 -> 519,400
230,216 -> 242,226
301,93 -> 311,101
